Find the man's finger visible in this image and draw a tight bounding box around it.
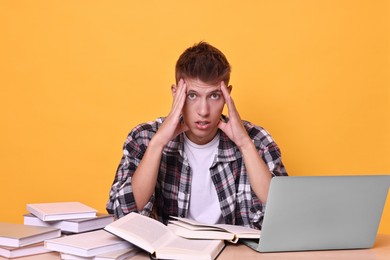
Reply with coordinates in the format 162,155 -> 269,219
221,81 -> 239,117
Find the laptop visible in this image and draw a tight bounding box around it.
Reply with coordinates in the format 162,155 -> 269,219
242,175 -> 390,252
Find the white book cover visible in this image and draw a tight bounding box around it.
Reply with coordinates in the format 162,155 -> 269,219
0,242 -> 52,258
0,222 -> 61,247
60,247 -> 139,260
44,230 -> 132,257
26,202 -> 97,221
93,247 -> 139,260
24,213 -> 114,233
0,252 -> 61,259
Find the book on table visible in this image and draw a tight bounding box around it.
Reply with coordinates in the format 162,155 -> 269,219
59,247 -> 140,260
0,222 -> 61,247
167,216 -> 261,243
0,242 -> 52,259
0,252 -> 61,260
104,212 -> 225,260
44,229 -> 133,257
26,202 -> 97,221
23,213 -> 114,233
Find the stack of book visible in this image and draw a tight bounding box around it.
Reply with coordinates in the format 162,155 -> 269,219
0,201 -> 130,259
20,202 -> 139,260
43,209 -> 260,260
24,202 -> 114,234
0,222 -> 61,258
45,230 -> 139,260
2,201 -> 262,259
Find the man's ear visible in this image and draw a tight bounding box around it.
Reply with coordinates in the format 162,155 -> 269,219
227,85 -> 233,93
171,84 -> 177,97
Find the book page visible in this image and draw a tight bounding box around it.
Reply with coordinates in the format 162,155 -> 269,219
167,224 -> 234,241
170,216 -> 216,228
105,213 -> 176,253
169,220 -> 222,231
169,216 -> 260,239
157,236 -> 225,260
215,224 -> 260,238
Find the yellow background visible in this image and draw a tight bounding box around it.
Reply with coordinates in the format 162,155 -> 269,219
1,1 -> 389,233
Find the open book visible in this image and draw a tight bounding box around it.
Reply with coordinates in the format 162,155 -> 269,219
104,213 -> 225,260
168,216 -> 261,243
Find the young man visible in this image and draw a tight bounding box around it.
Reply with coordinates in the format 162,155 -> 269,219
106,42 -> 287,229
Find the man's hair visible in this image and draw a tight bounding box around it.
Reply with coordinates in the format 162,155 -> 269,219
175,42 -> 231,85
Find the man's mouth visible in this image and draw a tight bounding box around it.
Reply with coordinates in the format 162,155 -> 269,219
195,121 -> 210,129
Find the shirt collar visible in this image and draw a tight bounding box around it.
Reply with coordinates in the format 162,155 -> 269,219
164,130 -> 239,163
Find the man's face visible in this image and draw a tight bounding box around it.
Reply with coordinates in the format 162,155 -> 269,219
181,78 -> 227,145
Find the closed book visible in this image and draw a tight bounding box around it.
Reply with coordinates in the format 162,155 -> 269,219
26,202 -> 97,221
0,252 -> 60,259
0,222 -> 61,247
0,242 -> 52,258
44,230 -> 132,257
60,247 -> 139,260
105,212 -> 225,260
24,213 -> 114,233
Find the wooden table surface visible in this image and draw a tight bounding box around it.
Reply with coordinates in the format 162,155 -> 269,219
2,234 -> 389,260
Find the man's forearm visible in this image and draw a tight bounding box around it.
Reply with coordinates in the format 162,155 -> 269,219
239,140 -> 272,203
132,139 -> 165,211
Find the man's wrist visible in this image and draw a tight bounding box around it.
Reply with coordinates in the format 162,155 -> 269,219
237,136 -> 255,152
149,135 -> 168,151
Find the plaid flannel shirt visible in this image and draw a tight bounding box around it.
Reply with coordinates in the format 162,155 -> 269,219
106,116 -> 287,229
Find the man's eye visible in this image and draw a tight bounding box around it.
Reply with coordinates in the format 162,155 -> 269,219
187,93 -> 197,100
211,93 -> 220,100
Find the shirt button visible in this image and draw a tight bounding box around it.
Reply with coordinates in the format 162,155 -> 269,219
186,166 -> 190,171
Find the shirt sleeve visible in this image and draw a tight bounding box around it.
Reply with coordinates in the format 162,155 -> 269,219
250,126 -> 288,229
253,127 -> 288,177
261,142 -> 288,177
106,128 -> 155,219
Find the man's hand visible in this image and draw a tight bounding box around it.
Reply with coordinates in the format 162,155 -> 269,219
132,79 -> 189,211
218,81 -> 273,203
218,82 -> 252,150
152,79 -> 189,147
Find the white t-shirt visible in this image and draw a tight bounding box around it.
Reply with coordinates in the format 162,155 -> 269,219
184,133 -> 224,225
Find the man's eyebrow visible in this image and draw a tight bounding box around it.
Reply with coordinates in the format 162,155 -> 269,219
186,89 -> 221,95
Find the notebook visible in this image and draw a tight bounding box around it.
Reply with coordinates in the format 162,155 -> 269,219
242,175 -> 390,252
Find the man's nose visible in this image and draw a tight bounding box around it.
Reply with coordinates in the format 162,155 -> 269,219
197,99 -> 210,117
